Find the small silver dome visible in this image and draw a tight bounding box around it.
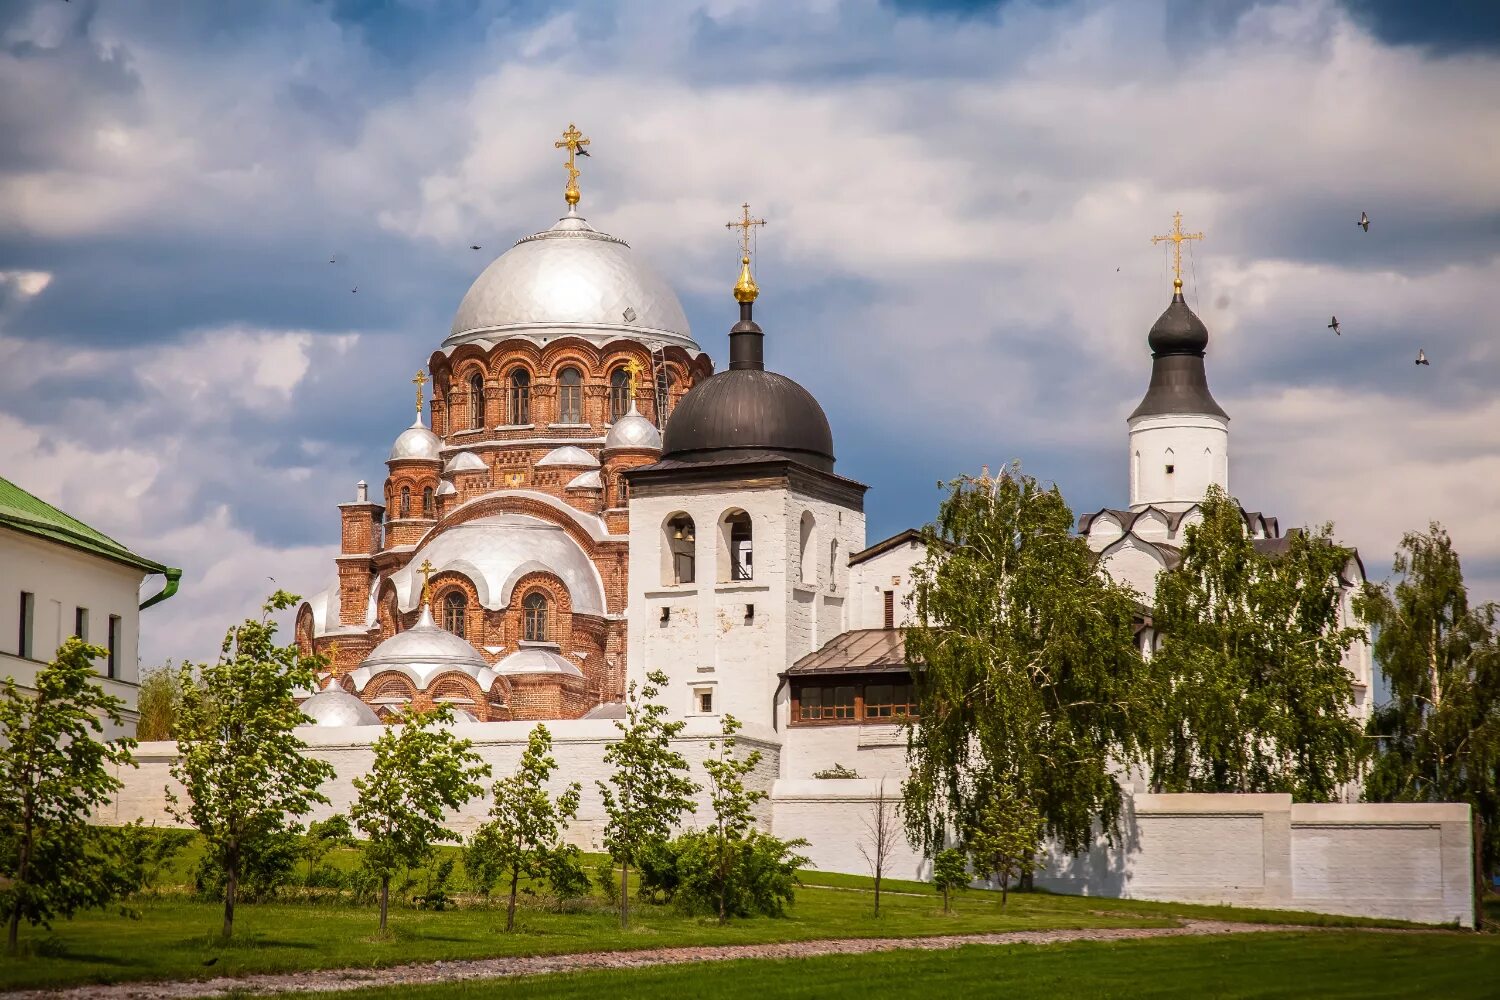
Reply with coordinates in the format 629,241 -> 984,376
300,686 -> 381,727
443,451 -> 487,474
566,470 -> 602,490
435,480 -> 458,496
349,604 -> 498,692
603,403 -> 662,452
495,646 -> 585,677
446,211 -> 696,353
389,417 -> 441,462
536,445 -> 599,468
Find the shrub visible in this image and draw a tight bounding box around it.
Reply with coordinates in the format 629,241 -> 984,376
543,845 -> 590,908
594,858 -> 619,905
812,763 -> 861,780
635,838 -> 682,904
657,831 -> 807,918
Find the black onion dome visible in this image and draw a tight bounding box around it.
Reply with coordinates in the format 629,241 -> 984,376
1129,289 -> 1228,421
660,304 -> 835,473
1147,290 -> 1210,356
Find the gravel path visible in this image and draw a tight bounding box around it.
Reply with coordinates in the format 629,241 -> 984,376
2,919 -> 1421,1000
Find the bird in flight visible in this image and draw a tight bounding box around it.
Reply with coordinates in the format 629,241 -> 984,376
1415,349 -> 1429,366
577,146 -> 591,157
1328,315 -> 1341,335
1358,211 -> 1370,232
328,256 -> 336,264
469,244 -> 481,250
351,286 -> 358,294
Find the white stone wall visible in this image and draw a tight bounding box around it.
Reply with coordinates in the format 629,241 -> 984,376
1,528 -> 157,737
1128,413 -> 1229,511
779,723 -> 909,780
772,778 -> 927,882
1096,536 -> 1169,604
1034,793 -> 1475,927
849,537 -> 924,629
627,482 -> 864,731
102,717 -> 783,849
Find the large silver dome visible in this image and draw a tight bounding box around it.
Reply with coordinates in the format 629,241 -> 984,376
300,685 -> 381,727
446,211 -> 697,353
348,604 -> 499,693
389,417 -> 441,462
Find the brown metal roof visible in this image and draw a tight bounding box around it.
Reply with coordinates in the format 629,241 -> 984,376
786,628 -> 913,676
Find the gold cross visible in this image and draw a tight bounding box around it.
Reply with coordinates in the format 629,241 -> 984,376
412,370 -> 427,416
725,202 -> 767,257
1151,211 -> 1204,292
418,558 -> 436,606
625,358 -> 643,399
726,202 -> 767,304
554,123 -> 591,207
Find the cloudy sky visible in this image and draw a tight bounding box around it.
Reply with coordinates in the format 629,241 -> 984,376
3,0 -> 1498,667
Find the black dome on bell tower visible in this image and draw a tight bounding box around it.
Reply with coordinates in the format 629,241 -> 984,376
1129,282 -> 1227,421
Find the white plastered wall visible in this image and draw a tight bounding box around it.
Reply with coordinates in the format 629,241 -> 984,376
1,528 -> 151,738
849,538 -> 924,629
1128,413 -> 1228,511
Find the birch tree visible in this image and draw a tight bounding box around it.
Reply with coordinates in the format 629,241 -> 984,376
169,592 -> 334,940
0,639 -> 136,955
1357,523 -> 1500,873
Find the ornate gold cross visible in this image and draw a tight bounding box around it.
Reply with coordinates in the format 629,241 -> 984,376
726,202 -> 767,304
625,358 -> 644,399
1151,211 -> 1204,291
725,202 -> 767,257
555,123 -> 590,207
412,370 -> 427,416
418,558 -> 436,606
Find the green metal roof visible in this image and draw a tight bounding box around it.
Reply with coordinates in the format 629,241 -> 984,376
0,475 -> 170,574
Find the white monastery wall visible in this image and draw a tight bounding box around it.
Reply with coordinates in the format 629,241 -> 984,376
772,778 -> 928,882
1128,413 -> 1228,511
1033,793 -> 1475,927
1098,536 -> 1168,603
778,722 -> 908,780
1,529 -> 151,738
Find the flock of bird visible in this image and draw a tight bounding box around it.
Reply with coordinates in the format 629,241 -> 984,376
1330,211 -> 1429,366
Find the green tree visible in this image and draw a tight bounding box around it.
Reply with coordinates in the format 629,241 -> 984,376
168,592 -> 335,940
471,723 -> 581,931
903,466 -> 1154,860
0,638 -> 137,955
1356,524 -> 1500,873
597,669 -> 698,929
135,663 -> 185,742
350,704 -> 489,933
965,784 -> 1044,908
931,847 -> 968,914
700,714 -> 767,924
1150,485 -> 1366,800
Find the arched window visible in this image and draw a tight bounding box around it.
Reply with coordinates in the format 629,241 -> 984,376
522,592 -> 549,642
799,511 -> 817,586
468,372 -> 485,429
720,510 -> 753,582
557,367 -> 583,424
609,367 -> 631,421
616,474 -> 630,507
442,591 -> 466,636
422,487 -> 434,519
664,514 -> 696,585
399,485 -> 411,518
508,368 -> 531,425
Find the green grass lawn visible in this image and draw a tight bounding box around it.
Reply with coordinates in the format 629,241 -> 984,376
264,932 -> 1500,1000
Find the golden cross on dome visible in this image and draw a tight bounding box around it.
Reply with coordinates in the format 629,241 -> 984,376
554,123 -> 591,207
625,358 -> 643,398
412,370 -> 428,416
725,202 -> 767,304
1151,211 -> 1204,293
418,559 -> 436,606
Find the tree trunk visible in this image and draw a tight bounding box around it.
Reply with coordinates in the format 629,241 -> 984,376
9,801 -> 32,956
619,860 -> 629,929
222,866 -> 237,940
1001,871 -> 1009,909
6,911 -> 18,957
506,869 -> 520,932
942,886 -> 950,915
379,875 -> 390,933
873,864 -> 882,917
1020,868 -> 1034,892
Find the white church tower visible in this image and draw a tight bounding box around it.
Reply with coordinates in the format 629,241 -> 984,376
623,228 -> 866,729
1128,215 -> 1228,511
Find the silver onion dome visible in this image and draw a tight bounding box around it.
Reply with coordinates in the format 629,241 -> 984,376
300,686 -> 381,727
604,401 -> 662,452
389,417 -> 441,462
443,450 -> 487,474
536,445 -> 599,468
495,646 -> 584,677
445,210 -> 697,354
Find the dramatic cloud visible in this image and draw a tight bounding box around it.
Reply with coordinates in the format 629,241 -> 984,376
2,0 -> 1498,666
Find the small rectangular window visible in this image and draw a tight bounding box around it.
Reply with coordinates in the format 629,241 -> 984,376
19,591 -> 34,659
107,614 -> 121,679
883,590 -> 895,629
697,689 -> 713,714
74,607 -> 89,641
1165,464 -> 1175,475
